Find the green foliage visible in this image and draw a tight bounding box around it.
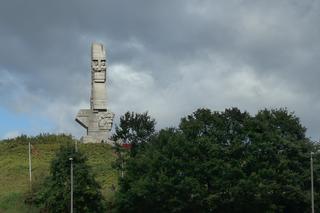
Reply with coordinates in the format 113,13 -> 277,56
36,144 -> 105,212
115,128 -> 207,212
114,108 -> 315,213
0,134 -> 117,212
112,111 -> 156,156
0,109 -> 318,212
0,192 -> 38,213
112,111 -> 156,180
1,133 -> 74,146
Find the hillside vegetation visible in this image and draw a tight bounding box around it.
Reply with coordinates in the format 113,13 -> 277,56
0,134 -> 117,213
0,109 -> 318,212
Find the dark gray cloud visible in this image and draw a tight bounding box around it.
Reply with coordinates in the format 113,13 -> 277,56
1,0 -> 320,139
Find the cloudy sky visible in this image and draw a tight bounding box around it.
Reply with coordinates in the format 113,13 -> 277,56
0,0 -> 320,140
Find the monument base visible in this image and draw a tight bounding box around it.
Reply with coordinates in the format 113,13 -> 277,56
81,136 -> 114,145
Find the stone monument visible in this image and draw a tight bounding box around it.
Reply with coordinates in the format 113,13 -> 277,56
75,43 -> 114,143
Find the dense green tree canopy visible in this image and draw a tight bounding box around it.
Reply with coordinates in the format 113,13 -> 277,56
112,111 -> 156,182
36,144 -> 105,213
112,111 -> 156,156
114,108 -> 315,213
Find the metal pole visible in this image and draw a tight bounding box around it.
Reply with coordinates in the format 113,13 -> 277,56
28,142 -> 32,192
70,158 -> 73,213
311,152 -> 315,213
121,160 -> 124,178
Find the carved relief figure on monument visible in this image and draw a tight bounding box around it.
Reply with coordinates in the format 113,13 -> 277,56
98,111 -> 114,131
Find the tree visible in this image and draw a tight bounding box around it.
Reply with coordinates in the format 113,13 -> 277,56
112,111 -> 156,156
114,108 -> 314,212
115,128 -> 205,213
112,111 -> 156,183
240,108 -> 312,212
36,143 -> 105,212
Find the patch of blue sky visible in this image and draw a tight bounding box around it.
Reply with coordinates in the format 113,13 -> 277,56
0,106 -> 54,139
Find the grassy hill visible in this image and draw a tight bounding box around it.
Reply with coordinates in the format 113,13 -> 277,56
0,134 -> 118,213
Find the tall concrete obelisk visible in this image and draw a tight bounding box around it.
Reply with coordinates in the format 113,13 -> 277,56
75,43 -> 114,143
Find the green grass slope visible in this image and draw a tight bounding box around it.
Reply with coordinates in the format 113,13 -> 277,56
0,134 -> 118,213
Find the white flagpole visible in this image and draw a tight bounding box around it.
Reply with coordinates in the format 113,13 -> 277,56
28,141 -> 32,192
69,158 -> 74,213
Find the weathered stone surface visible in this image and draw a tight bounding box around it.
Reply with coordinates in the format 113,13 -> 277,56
75,43 -> 114,143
